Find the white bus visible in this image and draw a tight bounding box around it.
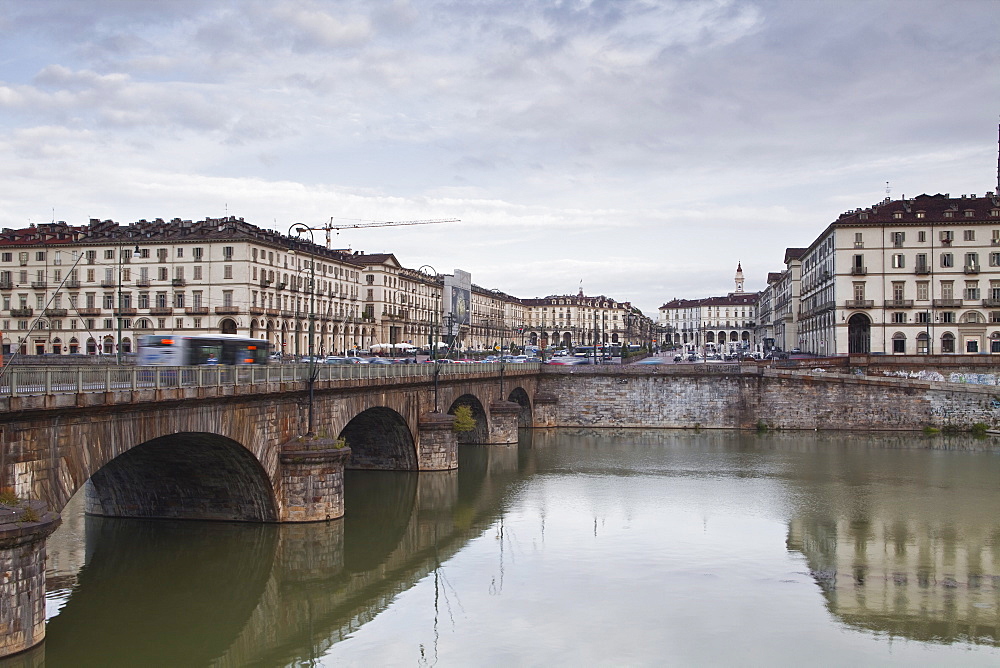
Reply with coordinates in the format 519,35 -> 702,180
137,334 -> 270,366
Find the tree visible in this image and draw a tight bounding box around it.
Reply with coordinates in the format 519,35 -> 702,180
452,405 -> 476,433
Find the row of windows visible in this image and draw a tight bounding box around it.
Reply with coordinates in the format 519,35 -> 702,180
855,251 -> 1000,270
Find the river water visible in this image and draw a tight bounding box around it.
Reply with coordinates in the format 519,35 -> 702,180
19,429 -> 1000,666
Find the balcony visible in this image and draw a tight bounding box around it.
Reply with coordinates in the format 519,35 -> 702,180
884,299 -> 914,308
933,298 -> 962,307
43,308 -> 68,317
136,278 -> 151,287
276,282 -> 287,290
984,298 -> 1000,307
266,308 -> 280,316
993,239 -> 1000,246
964,265 -> 980,274
280,310 -> 294,318
850,266 -> 867,276
149,307 -> 173,316
913,265 -> 931,275
64,280 -> 80,289
844,300 -> 874,309
289,283 -> 299,292
31,281 -> 47,289
0,280 -> 12,290
171,278 -> 186,287
10,308 -> 32,317
77,308 -> 100,317
113,308 -> 137,316
215,306 -> 241,315
249,306 -> 265,315
259,278 -> 273,288
185,307 -> 209,315
101,280 -> 117,288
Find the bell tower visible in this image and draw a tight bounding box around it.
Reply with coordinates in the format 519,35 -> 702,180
734,262 -> 745,294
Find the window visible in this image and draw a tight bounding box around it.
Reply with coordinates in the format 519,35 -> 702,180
158,267 -> 168,281
916,212 -> 925,219
176,318 -> 184,330
992,312 -> 1000,324
965,281 -> 980,300
892,282 -> 905,300
104,249 -> 115,260
941,253 -> 953,268
852,282 -> 866,301
103,294 -> 114,309
916,282 -> 929,301
964,230 -> 976,241
223,290 -> 233,307
192,318 -> 201,328
941,230 -> 954,244
941,312 -> 955,323
917,332 -> 929,354
193,266 -> 202,280
941,282 -> 954,300
18,252 -> 27,266
916,311 -> 930,323
223,246 -> 233,261
175,266 -> 184,280
854,233 -> 863,248
192,291 -> 203,308
156,292 -> 167,308
0,253 -> 9,263
992,280 -> 1000,301
891,312 -> 906,324
174,292 -> 185,308
991,252 -> 1000,267
139,248 -> 150,259
157,248 -> 167,262
965,252 -> 979,269
86,269 -> 95,282
224,265 -> 233,279
893,212 -> 902,220
892,231 -> 905,247
891,254 -> 905,268
892,333 -> 906,353
138,293 -> 149,309
918,231 -> 927,242
176,247 -> 183,258
965,210 -> 975,218
193,247 -> 203,261
968,338 -> 980,353
853,254 -> 864,269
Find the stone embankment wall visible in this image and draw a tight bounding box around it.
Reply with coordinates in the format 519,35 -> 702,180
538,367 -> 1000,431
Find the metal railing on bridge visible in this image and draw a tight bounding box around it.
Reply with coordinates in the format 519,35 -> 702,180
1,362 -> 541,397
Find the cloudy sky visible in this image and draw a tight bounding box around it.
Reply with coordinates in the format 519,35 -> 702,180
1,0 -> 998,316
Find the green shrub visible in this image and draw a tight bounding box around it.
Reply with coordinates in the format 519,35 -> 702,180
452,405 -> 476,433
0,491 -> 18,506
971,423 -> 989,437
19,505 -> 39,523
923,426 -> 941,435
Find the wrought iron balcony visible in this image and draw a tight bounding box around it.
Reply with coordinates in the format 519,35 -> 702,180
43,308 -> 67,317
913,265 -> 931,275
850,266 -> 867,276
185,307 -> 210,315
884,299 -> 914,308
932,299 -> 962,307
10,308 -> 32,317
171,278 -> 186,287
844,300 -> 874,309
215,306 -> 241,315
964,265 -> 980,274
149,307 -> 173,316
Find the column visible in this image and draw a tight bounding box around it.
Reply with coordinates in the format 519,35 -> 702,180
488,401 -> 521,444
278,438 -> 352,522
416,412 -> 458,471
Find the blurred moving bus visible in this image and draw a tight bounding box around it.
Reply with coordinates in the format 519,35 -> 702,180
138,334 -> 270,366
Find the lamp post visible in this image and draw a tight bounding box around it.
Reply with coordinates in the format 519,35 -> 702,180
289,224 -> 318,435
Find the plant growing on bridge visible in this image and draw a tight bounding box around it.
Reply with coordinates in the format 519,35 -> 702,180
0,491 -> 18,506
452,405 -> 476,433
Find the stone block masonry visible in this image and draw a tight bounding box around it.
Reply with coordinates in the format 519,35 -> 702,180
538,367 -> 1000,431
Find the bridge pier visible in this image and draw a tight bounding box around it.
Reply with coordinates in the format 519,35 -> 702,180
532,392 -> 559,427
279,439 -> 352,522
488,401 -> 521,444
416,413 -> 458,470
0,502 -> 60,659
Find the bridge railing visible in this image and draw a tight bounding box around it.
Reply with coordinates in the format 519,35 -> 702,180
0,362 -> 541,397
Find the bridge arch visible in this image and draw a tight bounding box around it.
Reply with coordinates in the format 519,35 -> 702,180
507,387 -> 532,427
339,407 -> 417,470
447,393 -> 489,444
87,432 -> 278,522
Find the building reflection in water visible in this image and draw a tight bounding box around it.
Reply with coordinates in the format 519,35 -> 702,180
782,432 -> 1000,646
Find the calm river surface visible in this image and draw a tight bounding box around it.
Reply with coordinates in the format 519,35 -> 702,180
18,429 -> 1000,666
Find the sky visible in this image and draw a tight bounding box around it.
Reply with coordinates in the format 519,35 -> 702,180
1,0 -> 999,317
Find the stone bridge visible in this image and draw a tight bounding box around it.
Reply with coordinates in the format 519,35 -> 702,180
0,364 -> 551,657
5,361 -> 1000,657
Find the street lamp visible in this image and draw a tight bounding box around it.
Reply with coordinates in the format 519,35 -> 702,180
289,224 -> 318,435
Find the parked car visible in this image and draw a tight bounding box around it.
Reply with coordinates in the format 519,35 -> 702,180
324,356 -> 355,365
673,355 -> 682,362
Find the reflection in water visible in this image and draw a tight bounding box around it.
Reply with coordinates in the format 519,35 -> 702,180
15,430 -> 1000,666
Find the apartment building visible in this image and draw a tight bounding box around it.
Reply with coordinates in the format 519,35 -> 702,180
798,192 -> 1000,355
658,264 -> 759,353
523,289 -> 653,350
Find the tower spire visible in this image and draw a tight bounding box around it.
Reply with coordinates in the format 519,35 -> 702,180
734,262 -> 745,294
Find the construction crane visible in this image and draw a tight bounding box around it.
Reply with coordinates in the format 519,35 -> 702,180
295,217 -> 460,249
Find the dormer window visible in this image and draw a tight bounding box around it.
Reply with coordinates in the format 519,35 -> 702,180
965,210 -> 975,218
944,211 -> 954,218
893,212 -> 903,219
992,209 -> 1000,217
916,211 -> 925,219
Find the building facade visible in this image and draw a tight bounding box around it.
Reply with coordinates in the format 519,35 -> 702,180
797,192 -> 1000,355
658,264 -> 760,353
